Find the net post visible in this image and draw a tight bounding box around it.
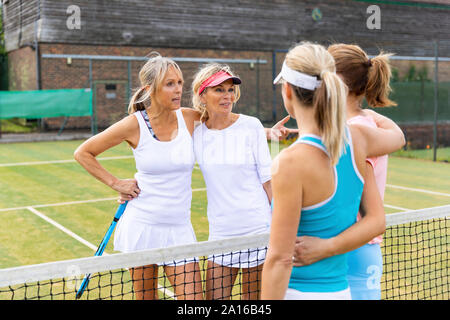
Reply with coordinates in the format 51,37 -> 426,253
433,40 -> 439,162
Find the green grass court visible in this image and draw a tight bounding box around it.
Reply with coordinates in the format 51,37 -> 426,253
0,140 -> 448,299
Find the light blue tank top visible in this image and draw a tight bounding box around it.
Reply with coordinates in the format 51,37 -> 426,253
288,128 -> 364,292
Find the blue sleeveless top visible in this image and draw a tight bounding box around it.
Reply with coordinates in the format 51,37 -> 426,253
288,128 -> 364,292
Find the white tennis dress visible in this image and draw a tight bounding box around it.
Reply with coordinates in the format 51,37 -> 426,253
114,109 -> 197,264
193,114 -> 272,268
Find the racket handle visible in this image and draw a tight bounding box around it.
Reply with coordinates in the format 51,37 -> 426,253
75,201 -> 128,299
75,273 -> 91,299
114,201 -> 128,220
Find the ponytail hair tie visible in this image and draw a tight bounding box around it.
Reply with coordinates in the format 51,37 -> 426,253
367,58 -> 373,67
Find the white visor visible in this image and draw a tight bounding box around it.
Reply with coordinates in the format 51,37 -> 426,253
273,62 -> 322,90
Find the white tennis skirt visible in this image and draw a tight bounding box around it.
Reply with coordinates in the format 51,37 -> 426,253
114,213 -> 198,266
284,287 -> 351,300
208,246 -> 267,269
207,227 -> 269,269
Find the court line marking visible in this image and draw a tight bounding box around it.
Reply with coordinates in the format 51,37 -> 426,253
2,158 -> 447,198
26,207 -> 99,252
26,207 -> 176,298
0,155 -> 134,167
4,187 -> 407,214
386,184 -> 450,197
6,190 -> 418,300
383,204 -> 409,212
0,188 -> 207,213
196,167 -> 450,198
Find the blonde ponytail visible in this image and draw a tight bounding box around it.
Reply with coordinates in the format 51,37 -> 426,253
285,42 -> 347,166
314,70 -> 348,166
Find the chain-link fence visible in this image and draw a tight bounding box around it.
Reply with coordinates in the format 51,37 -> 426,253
39,54 -> 272,133
273,40 -> 450,156
6,39 -> 450,155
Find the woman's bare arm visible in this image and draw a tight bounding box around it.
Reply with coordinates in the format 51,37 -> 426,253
261,151 -> 302,300
74,115 -> 141,197
350,112 -> 405,158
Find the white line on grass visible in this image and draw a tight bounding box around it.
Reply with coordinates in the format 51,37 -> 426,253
0,155 -> 134,167
197,166 -> 449,199
2,158 -> 448,198
26,207 -> 99,252
26,207 -> 176,298
0,188 -> 207,213
0,197 -> 117,212
9,188 -> 411,301
383,204 -> 410,212
386,184 -> 450,197
158,285 -> 176,300
27,197 -> 402,254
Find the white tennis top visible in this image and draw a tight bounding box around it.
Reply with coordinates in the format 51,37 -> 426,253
193,114 -> 272,239
125,108 -> 195,225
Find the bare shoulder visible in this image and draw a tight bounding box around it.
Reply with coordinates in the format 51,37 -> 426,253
107,113 -> 139,134
96,113 -> 139,146
121,113 -> 139,127
272,145 -> 309,181
181,108 -> 201,121
76,114 -> 140,155
181,108 -> 201,135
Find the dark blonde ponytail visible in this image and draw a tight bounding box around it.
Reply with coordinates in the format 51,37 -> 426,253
328,44 -> 396,108
365,53 -> 397,108
127,86 -> 149,114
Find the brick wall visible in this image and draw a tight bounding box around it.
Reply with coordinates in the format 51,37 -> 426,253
9,43 -> 449,148
7,46 -> 37,91
400,122 -> 450,149
39,43 -> 274,131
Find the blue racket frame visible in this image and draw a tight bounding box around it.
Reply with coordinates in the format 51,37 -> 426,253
75,201 -> 128,299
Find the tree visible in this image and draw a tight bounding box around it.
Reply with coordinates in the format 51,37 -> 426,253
0,3 -> 8,91
0,3 -> 5,55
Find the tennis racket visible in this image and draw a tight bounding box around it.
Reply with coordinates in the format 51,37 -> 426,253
75,201 -> 128,299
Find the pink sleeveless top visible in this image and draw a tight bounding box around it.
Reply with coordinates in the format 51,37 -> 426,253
347,114 -> 388,244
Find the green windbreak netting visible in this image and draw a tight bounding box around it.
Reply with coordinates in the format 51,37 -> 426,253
0,89 -> 92,119
365,81 -> 450,123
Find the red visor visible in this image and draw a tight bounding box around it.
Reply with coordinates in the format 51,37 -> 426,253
198,71 -> 241,94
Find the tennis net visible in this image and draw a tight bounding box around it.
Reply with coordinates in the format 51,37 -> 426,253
0,205 -> 448,300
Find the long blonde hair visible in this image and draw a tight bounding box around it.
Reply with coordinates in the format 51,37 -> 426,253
127,52 -> 183,114
191,63 -> 241,122
285,42 -> 348,166
328,43 -> 397,108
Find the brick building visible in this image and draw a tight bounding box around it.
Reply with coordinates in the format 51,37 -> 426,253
2,0 -> 450,147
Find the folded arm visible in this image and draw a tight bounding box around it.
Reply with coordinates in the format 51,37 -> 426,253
351,110 -> 405,157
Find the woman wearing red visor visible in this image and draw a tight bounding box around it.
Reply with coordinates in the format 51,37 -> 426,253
76,53 -> 293,300
192,64 -> 273,300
